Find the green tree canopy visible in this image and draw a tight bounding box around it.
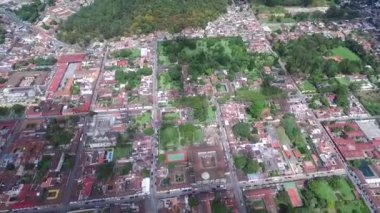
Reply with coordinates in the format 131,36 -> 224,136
0,107 -> 10,117
189,197 -> 200,208
11,104 -> 26,116
232,122 -> 251,139
96,162 -> 114,181
15,0 -> 45,23
59,0 -> 228,44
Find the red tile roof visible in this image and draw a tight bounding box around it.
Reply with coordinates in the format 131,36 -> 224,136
48,64 -> 67,93
284,150 -> 292,159
271,142 -> 280,149
341,150 -> 364,159
373,150 -> 380,159
293,149 -> 301,159
372,139 -> 380,147
10,201 -> 34,210
83,177 -> 95,197
57,54 -> 86,64
117,60 -> 128,67
17,184 -> 31,201
73,101 -> 91,113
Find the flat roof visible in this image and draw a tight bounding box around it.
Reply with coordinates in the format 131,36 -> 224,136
142,178 -> 150,194
356,120 -> 380,140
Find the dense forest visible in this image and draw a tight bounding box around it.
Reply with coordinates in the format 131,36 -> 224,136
160,37 -> 276,81
293,5 -> 359,21
274,34 -> 379,81
274,34 -> 379,109
15,0 -> 46,23
58,0 -> 228,45
247,0 -> 314,7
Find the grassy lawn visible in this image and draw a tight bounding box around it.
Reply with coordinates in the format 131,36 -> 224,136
336,200 -> 370,213
276,127 -> 291,146
159,45 -> 171,65
136,112 -> 151,125
206,105 -> 216,123
358,91 -> 380,115
113,146 -> 132,160
129,49 -> 140,59
194,128 -> 203,144
336,178 -> 355,200
299,80 -> 317,93
162,112 -> 180,123
178,124 -> 203,146
159,72 -> 181,91
310,180 -> 337,208
330,46 -> 361,61
335,76 -> 350,86
159,124 -> 203,150
282,177 -> 370,212
159,125 -> 179,151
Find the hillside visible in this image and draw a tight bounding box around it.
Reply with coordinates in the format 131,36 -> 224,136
58,0 -> 228,45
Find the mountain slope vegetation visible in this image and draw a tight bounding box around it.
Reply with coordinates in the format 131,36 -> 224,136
58,0 -> 228,45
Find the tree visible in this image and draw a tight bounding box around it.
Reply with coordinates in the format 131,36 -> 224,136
189,197 -> 200,208
168,162 -> 176,170
119,163 -> 133,175
96,162 -> 114,181
324,61 -> 340,77
232,122 -> 251,139
249,134 -> 260,144
168,67 -> 182,82
32,57 -> 57,66
15,0 -> 46,23
5,163 -> 15,171
248,99 -> 265,119
261,75 -> 284,97
211,199 -> 228,213
58,0 -> 228,44
349,160 -> 361,168
47,0 -> 55,6
335,84 -> 349,108
138,67 -> 152,76
144,128 -> 154,135
344,125 -> 354,132
349,82 -> 361,92
159,154 -> 165,163
0,76 -> 6,84
176,96 -> 209,122
328,177 -> 339,189
244,159 -> 261,173
233,155 -> 248,170
0,107 -> 10,117
11,104 -> 26,116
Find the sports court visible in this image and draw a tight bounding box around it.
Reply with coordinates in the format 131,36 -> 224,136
166,151 -> 187,163
284,182 -> 302,207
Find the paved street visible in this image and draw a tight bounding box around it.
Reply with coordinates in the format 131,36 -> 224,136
211,96 -> 247,213
90,45 -> 109,110
144,40 -> 159,213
